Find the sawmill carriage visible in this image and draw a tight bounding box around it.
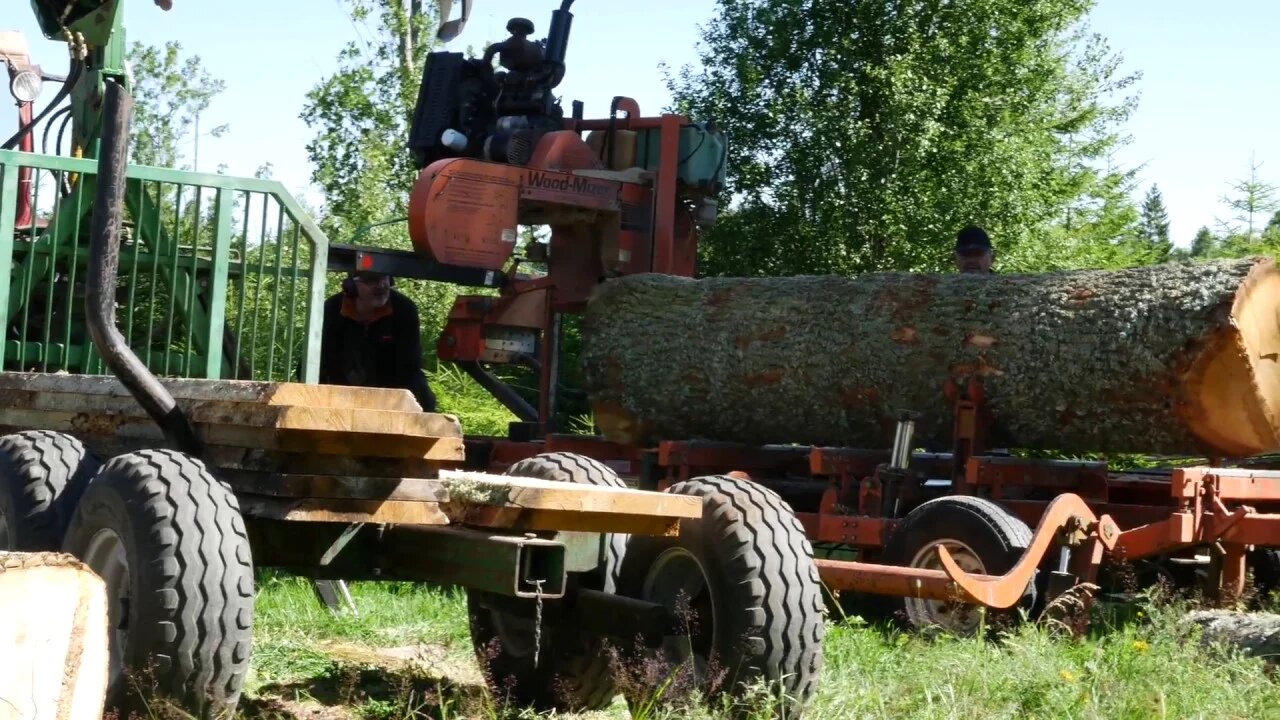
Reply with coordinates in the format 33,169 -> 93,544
0,1 -> 825,718
395,0 -> 1280,642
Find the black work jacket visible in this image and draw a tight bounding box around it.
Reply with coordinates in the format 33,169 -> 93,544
318,289 -> 436,411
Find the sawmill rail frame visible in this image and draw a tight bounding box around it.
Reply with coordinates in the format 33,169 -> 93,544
0,78 -> 828,718
469,376 -> 1280,628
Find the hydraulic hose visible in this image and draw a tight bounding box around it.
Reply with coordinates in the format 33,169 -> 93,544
85,78 -> 200,454
0,58 -> 81,151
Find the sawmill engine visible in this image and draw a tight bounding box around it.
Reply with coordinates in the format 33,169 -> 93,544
408,4 -> 575,170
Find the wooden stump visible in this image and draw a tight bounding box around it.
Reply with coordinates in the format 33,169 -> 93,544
0,552 -> 109,720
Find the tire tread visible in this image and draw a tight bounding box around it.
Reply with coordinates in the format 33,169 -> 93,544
0,430 -> 97,549
64,449 -> 253,717
662,475 -> 825,709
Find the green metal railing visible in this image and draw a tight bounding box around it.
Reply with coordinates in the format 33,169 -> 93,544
0,150 -> 331,383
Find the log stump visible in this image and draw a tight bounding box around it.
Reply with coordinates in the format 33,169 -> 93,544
0,552 -> 109,720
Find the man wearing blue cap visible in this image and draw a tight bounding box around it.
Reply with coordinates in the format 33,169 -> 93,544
954,225 -> 995,274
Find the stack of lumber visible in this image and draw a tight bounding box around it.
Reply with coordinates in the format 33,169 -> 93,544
0,373 -> 702,536
0,372 -> 464,461
579,257 -> 1280,457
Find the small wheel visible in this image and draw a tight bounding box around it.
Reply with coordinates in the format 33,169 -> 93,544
468,452 -> 626,712
61,449 -> 254,719
614,475 -> 825,718
0,430 -> 100,550
881,495 -> 1036,636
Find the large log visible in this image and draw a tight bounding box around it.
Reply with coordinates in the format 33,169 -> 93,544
579,257 -> 1280,457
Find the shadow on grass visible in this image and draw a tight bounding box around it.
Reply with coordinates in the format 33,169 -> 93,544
240,659 -> 493,720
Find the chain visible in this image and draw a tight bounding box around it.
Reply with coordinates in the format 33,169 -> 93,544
532,578 -> 545,668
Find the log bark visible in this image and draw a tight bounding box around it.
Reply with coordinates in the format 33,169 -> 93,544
579,257 -> 1280,456
0,552 -> 110,720
1183,610 -> 1280,669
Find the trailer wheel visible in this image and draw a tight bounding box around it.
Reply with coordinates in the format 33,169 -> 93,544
614,475 -> 825,718
881,495 -> 1036,636
468,452 -> 626,712
0,430 -> 100,551
61,449 -> 254,719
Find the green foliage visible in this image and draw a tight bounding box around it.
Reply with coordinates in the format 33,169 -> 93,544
125,40 -> 228,170
667,0 -> 1145,277
1137,183 -> 1172,261
1169,156 -> 1280,264
1215,154 -> 1279,242
299,1 -> 431,240
1184,225 -> 1219,259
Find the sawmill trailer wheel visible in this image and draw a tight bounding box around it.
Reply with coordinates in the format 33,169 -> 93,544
613,474 -> 826,716
61,449 -> 254,717
876,495 -> 1037,636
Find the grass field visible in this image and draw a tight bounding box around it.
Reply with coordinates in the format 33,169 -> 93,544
234,570 -> 1280,720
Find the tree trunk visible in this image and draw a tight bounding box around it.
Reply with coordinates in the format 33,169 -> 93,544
0,552 -> 110,720
579,257 -> 1280,457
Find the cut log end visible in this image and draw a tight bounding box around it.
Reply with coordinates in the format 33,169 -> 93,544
0,552 -> 110,720
1188,259 -> 1280,456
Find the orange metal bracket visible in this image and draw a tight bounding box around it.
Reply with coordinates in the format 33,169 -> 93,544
936,493 -> 1120,609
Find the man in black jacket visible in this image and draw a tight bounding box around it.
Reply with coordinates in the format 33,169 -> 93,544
318,270 -> 438,412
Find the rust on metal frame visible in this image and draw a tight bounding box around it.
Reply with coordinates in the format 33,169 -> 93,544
966,456 -> 1111,502
944,376 -> 987,494
797,512 -> 892,547
928,469 -> 1280,609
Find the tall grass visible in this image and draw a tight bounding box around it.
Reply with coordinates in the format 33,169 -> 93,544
239,574 -> 1280,720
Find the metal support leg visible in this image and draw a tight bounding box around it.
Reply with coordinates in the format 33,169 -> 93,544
311,522 -> 364,616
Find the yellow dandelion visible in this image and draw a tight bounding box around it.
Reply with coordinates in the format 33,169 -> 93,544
1060,670 -> 1077,683
1133,640 -> 1149,653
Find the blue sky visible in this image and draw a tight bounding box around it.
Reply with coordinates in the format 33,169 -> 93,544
4,0 -> 1277,249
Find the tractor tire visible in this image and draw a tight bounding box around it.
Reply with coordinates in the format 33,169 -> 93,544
0,430 -> 100,551
468,452 -> 626,712
880,495 -> 1037,636
614,474 -> 825,719
61,449 -> 254,719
